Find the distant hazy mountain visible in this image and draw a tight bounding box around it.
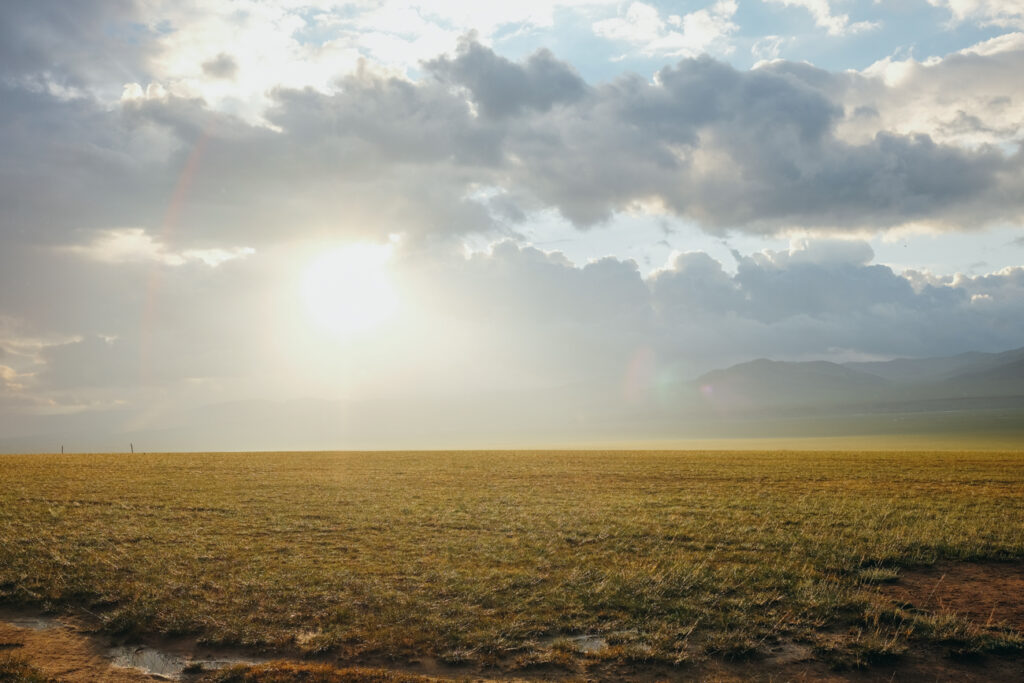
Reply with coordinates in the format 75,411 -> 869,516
693,346 -> 1024,416
845,346 -> 1024,385
933,351 -> 1024,398
4,347 -> 1022,453
693,359 -> 889,411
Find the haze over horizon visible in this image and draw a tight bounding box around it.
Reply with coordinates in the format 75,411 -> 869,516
2,0 -> 1024,450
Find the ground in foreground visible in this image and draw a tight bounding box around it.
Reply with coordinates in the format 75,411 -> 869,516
0,449 -> 1021,680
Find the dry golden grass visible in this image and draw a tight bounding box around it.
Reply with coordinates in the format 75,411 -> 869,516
0,450 -> 1021,673
0,652 -> 58,682
202,661 -> 438,682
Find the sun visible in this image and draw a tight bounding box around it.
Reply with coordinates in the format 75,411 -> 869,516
301,243 -> 398,336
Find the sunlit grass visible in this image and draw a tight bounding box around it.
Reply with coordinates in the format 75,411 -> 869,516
0,450 -> 1021,671
0,653 -> 56,682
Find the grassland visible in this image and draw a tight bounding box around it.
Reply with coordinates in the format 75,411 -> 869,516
0,450 -> 1022,677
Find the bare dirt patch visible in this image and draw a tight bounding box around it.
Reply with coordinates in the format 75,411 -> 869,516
0,613 -> 153,682
0,612 -> 447,682
1,608 -> 1023,682
879,560 -> 1024,631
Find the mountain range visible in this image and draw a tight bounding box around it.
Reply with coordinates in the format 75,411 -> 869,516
692,345 -> 1024,414
2,346 -> 1022,452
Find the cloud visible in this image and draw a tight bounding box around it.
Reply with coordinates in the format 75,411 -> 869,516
763,0 -> 879,36
5,27 -> 1024,270
2,3 -> 1024,432
423,236 -> 1024,369
66,228 -> 254,267
592,1 -> 738,57
37,336 -> 136,390
201,53 -> 238,80
0,69 -> 497,251
843,34 -> 1024,148
5,228 -> 1024,426
0,233 -> 279,404
751,35 -> 787,61
496,53 -> 1023,231
648,239 -> 1024,361
434,241 -> 650,327
111,1 -> 621,123
0,365 -> 28,392
928,0 -> 1024,28
0,0 -> 151,99
425,38 -> 588,118
4,38 -> 1024,256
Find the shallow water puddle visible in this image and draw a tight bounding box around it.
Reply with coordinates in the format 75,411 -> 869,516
1,608 -> 261,681
542,633 -> 609,653
564,634 -> 608,653
108,646 -> 190,678
1,614 -> 61,631
108,645 -> 260,679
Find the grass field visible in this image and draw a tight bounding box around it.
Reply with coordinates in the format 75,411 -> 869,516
0,450 -> 1022,677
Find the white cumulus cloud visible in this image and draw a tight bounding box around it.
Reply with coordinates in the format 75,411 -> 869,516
929,0 -> 1024,27
764,0 -> 878,35
593,1 -> 738,57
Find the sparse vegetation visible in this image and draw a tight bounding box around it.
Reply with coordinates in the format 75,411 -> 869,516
0,450 -> 1021,677
0,653 -> 57,683
201,662 -> 437,682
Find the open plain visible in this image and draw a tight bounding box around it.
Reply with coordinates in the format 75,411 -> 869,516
0,449 -> 1022,681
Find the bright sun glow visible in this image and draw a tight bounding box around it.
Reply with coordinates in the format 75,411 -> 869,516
301,243 -> 398,336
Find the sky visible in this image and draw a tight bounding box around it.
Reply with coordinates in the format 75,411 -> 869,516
1,0 -> 1024,449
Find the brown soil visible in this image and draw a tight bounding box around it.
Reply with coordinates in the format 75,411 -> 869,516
2,591 -> 1023,682
0,610 -> 152,682
878,560 -> 1024,631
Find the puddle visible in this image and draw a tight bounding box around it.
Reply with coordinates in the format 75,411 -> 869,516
565,635 -> 608,653
108,645 -> 260,680
0,612 -> 61,631
544,633 -> 609,653
108,646 -> 189,678
2,614 -> 61,630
